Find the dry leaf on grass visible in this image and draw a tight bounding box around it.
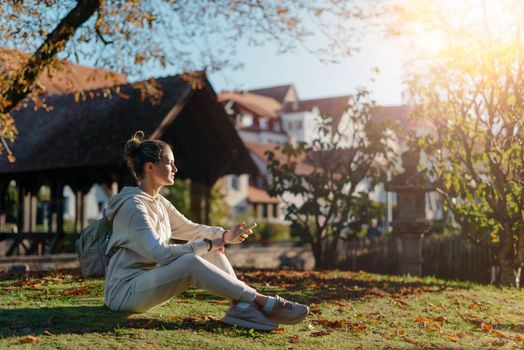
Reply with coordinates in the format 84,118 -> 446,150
310,329 -> 332,337
289,335 -> 300,343
62,287 -> 90,296
403,336 -> 417,345
273,328 -> 286,334
447,335 -> 458,342
128,319 -> 158,329
18,336 -> 40,344
481,322 -> 492,331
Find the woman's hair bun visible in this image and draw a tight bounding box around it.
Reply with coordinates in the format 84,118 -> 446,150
125,130 -> 145,156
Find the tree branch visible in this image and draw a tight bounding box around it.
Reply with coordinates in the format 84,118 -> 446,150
0,0 -> 101,114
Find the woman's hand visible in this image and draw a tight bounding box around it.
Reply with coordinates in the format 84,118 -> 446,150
209,238 -> 225,253
223,223 -> 254,244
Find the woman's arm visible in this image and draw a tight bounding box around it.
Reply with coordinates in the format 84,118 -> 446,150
127,202 -> 210,265
160,196 -> 224,241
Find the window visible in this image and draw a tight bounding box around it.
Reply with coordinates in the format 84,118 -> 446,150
273,204 -> 279,218
262,204 -> 268,218
259,118 -> 268,130
297,120 -> 303,129
231,176 -> 239,191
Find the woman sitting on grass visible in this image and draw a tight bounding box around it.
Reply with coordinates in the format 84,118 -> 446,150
103,131 -> 308,331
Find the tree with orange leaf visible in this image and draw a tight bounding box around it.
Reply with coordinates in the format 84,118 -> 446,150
398,0 -> 524,286
0,0 -> 382,161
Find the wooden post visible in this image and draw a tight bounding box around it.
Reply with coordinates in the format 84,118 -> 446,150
81,190 -> 88,228
46,181 -> 64,254
0,181 -> 7,232
190,181 -> 211,225
74,189 -> 82,233
29,193 -> 37,232
17,185 -> 27,233
23,191 -> 31,232
49,181 -> 65,234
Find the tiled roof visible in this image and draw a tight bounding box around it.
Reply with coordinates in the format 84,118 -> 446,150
281,95 -> 352,128
244,141 -> 314,175
247,84 -> 296,103
217,91 -> 281,119
247,185 -> 280,204
0,47 -> 127,95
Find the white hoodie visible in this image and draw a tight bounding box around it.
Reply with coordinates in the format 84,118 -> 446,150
103,186 -> 224,304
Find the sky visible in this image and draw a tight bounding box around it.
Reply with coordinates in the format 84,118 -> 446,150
206,33 -> 406,106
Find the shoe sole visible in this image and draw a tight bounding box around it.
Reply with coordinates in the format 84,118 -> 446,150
267,306 -> 310,325
223,315 -> 278,331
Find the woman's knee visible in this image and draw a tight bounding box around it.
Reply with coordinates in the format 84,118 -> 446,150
177,253 -> 206,273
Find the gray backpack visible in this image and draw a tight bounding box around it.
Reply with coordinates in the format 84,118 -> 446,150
75,199 -> 129,277
75,217 -> 113,277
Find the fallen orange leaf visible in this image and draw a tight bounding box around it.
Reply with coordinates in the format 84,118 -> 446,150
311,330 -> 332,337
481,322 -> 492,331
273,328 -> 285,334
403,336 -> 417,344
414,317 -> 432,323
447,335 -> 458,342
18,336 -> 40,344
289,335 -> 300,343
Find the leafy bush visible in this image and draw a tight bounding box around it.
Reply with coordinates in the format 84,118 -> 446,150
253,221 -> 291,242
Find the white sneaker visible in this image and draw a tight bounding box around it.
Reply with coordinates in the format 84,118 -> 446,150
223,303 -> 278,331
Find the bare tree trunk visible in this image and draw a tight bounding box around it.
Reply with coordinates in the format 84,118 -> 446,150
0,0 -> 100,114
499,261 -> 520,287
313,236 -> 338,269
498,232 -> 519,287
312,240 -> 324,269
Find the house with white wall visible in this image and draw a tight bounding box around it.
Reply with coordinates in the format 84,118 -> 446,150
218,85 -> 443,230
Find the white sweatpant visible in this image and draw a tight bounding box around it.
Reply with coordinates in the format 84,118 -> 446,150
107,252 -> 257,312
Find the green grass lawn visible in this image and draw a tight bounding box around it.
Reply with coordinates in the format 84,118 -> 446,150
1,269 -> 523,349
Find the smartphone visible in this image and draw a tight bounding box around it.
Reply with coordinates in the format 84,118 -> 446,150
233,222 -> 257,240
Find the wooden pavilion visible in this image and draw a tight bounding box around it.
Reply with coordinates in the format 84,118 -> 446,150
0,74 -> 257,256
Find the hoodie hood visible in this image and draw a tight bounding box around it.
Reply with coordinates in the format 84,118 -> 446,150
103,186 -> 160,221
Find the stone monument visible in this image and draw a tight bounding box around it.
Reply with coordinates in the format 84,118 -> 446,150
386,148 -> 436,276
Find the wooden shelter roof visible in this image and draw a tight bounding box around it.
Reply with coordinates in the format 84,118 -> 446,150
0,75 -> 257,187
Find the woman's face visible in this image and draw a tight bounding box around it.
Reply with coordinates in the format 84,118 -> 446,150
148,148 -> 177,187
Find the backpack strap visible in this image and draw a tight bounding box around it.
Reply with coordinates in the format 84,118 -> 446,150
103,196 -> 135,258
